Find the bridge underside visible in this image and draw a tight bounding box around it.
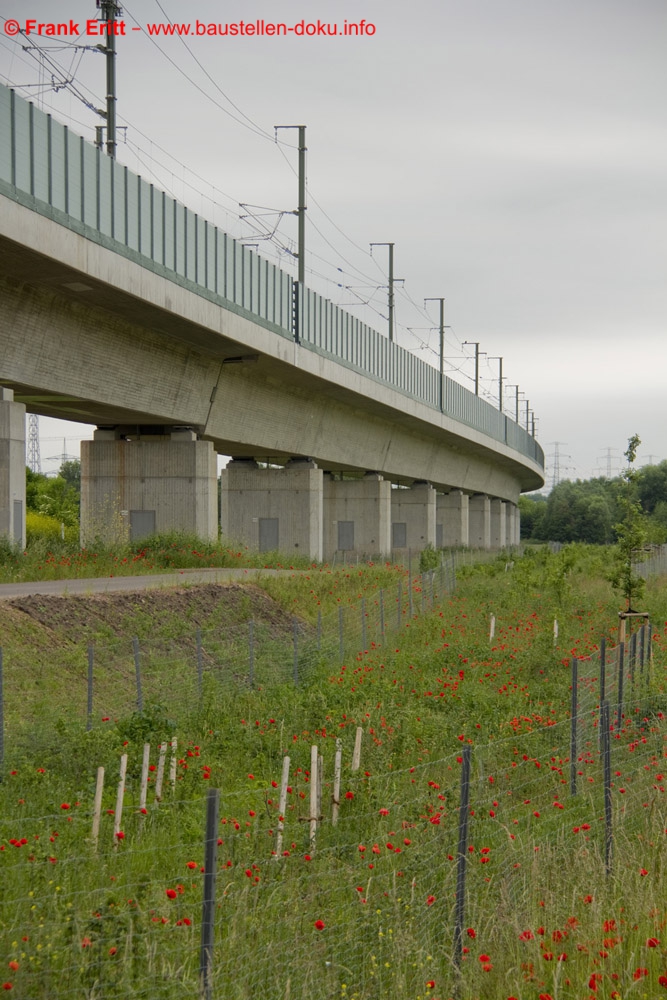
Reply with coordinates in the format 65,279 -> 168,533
1,194 -> 540,551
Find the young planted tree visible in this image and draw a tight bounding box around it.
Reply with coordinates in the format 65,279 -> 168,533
610,434 -> 647,611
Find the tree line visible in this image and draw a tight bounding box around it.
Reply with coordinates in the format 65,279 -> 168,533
519,460 -> 667,545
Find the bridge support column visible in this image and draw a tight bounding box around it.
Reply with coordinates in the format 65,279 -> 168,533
323,472 -> 391,561
220,458 -> 323,561
0,388 -> 26,548
489,498 -> 507,549
436,490 -> 469,548
509,503 -> 521,546
80,427 -> 217,546
468,494 -> 491,549
391,481 -> 436,555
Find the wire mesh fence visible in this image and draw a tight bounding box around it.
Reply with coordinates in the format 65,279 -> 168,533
2,558 -> 665,997
1,661 -> 664,999
0,559 -> 459,767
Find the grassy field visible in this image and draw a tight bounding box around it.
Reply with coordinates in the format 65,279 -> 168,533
0,533 -> 319,585
0,546 -> 666,999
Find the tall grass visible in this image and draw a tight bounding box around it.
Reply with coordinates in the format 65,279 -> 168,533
0,549 -> 666,998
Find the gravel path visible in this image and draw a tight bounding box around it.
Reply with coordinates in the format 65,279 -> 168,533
0,566 -> 288,600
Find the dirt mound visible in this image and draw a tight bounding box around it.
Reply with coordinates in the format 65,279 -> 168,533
7,583 -> 298,642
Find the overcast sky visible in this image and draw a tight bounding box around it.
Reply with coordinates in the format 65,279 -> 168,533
2,0 -> 666,486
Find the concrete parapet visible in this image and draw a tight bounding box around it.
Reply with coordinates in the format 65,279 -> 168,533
436,489 -> 469,548
80,428 -> 217,545
323,472 -> 391,561
490,498 -> 507,549
469,493 -> 491,549
0,387 -> 26,548
220,458 -> 323,561
391,481 -> 436,554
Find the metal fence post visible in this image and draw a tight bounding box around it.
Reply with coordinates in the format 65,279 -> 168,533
598,636 -> 606,751
570,657 -> 578,796
292,618 -> 299,685
132,636 -> 143,713
616,642 -> 625,732
453,744 -> 472,979
200,786 -> 220,1000
601,701 -> 612,875
87,645 -> 94,731
196,629 -> 203,701
0,647 -> 4,782
248,621 -> 255,687
629,629 -> 637,690
361,598 -> 367,651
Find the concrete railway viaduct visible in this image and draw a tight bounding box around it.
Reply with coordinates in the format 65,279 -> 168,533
0,84 -> 544,560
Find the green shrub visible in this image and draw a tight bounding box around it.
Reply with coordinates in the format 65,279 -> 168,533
26,510 -> 79,545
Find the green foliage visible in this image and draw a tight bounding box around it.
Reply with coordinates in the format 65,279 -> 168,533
608,434 -> 648,611
518,493 -> 547,539
26,511 -> 79,545
58,458 -> 81,490
418,542 -> 439,573
528,459 -> 667,545
0,552 -> 665,997
116,703 -> 178,747
25,466 -> 80,527
539,478 -> 615,544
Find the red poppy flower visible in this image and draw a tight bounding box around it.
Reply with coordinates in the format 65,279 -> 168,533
166,889 -> 177,899
314,920 -> 325,931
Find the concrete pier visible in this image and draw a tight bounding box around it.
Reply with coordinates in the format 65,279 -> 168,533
0,387 -> 26,548
323,472 -> 391,561
220,458 -> 323,561
468,493 -> 491,549
391,481 -> 436,554
490,498 -> 507,549
80,427 -> 217,545
436,489 -> 469,548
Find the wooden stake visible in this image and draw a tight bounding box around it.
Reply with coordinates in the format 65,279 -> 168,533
332,739 -> 342,825
275,755 -> 291,857
309,745 -> 318,850
169,736 -> 178,790
113,754 -> 127,848
154,742 -> 167,802
489,614 -> 495,641
317,754 -> 323,824
351,727 -> 363,772
139,743 -> 150,812
91,766 -> 105,850
553,619 -> 559,645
